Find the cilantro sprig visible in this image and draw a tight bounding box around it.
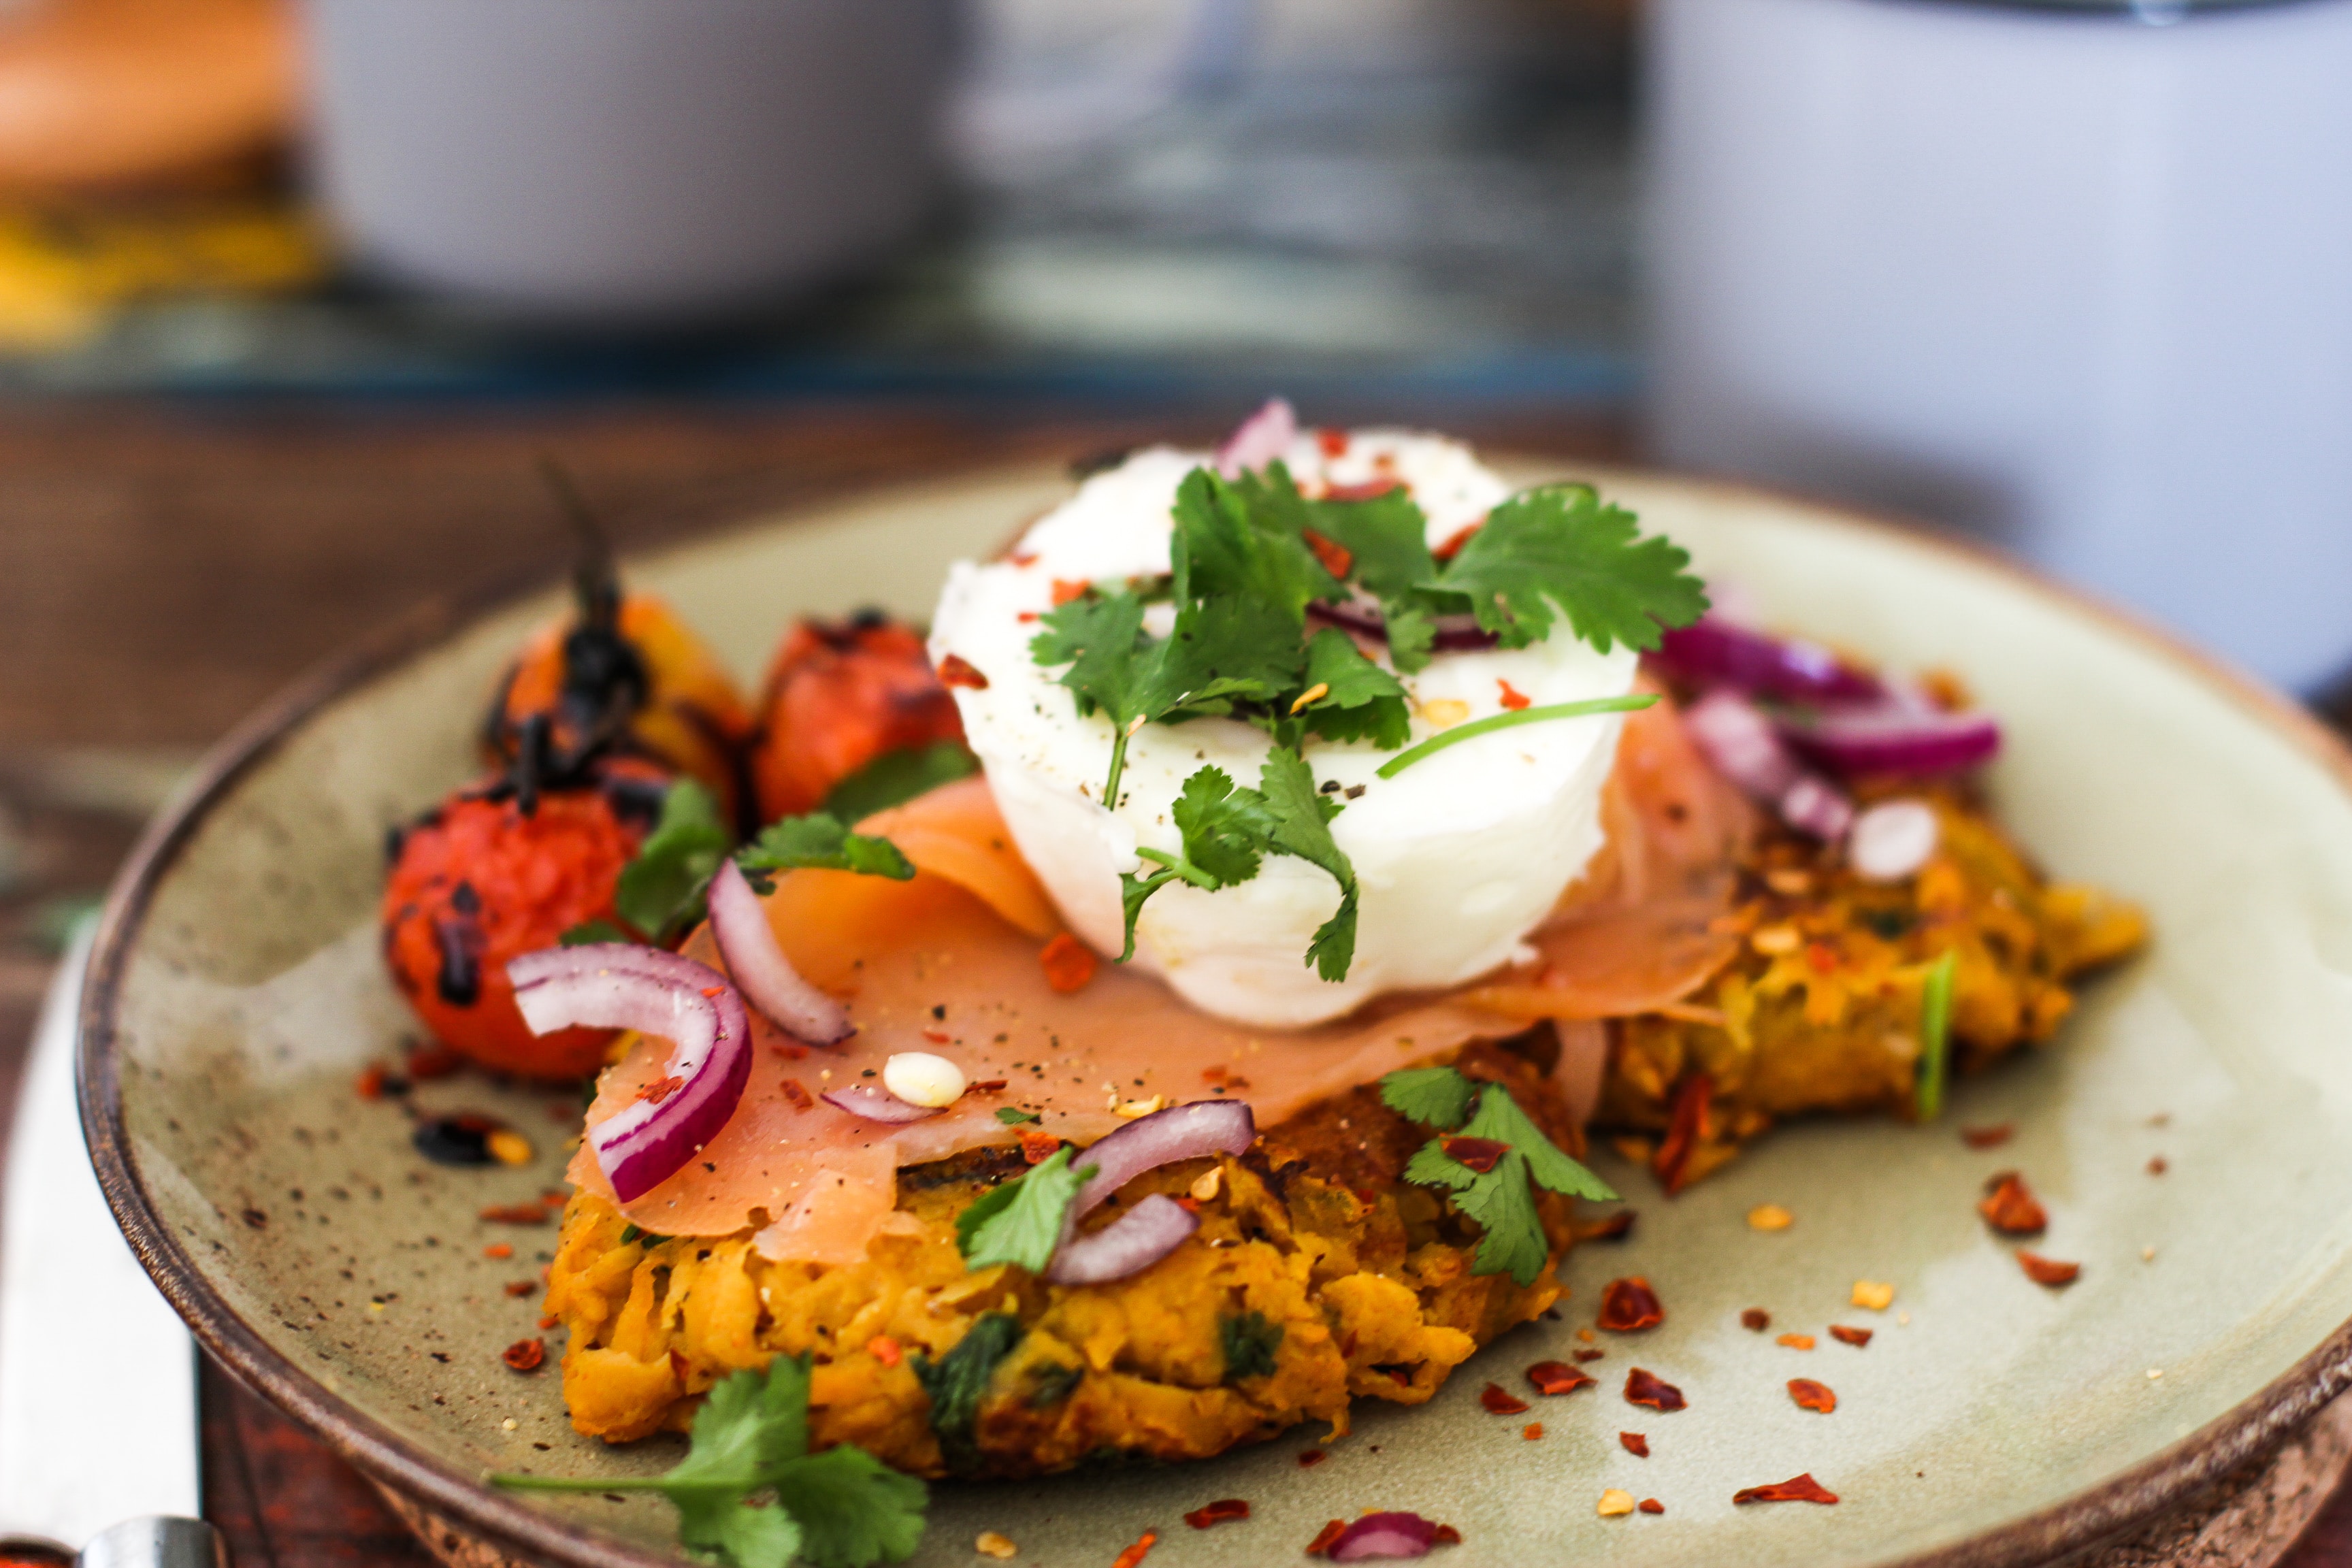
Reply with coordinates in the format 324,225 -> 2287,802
1382,1065 -> 1618,1286
492,1354 -> 926,1568
954,1145 -> 1097,1274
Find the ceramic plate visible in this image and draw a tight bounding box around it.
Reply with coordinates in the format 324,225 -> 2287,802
82,461 -> 2352,1568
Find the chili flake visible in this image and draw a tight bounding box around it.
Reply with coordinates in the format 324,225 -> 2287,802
1777,1334 -> 1814,1350
356,1063 -> 389,1100
1497,680 -> 1532,712
1961,1123 -> 2015,1149
1598,1277 -> 1665,1333
1741,1307 -> 1770,1332
1579,1209 -> 1637,1242
538,1314 -> 558,1330
1620,1432 -> 1649,1457
1654,1072 -> 1714,1194
1183,1500 -> 1250,1529
936,653 -> 989,689
1298,1449 -> 1327,1469
1978,1171 -> 2048,1235
1526,1362 -> 1595,1396
634,1075 -> 685,1105
1597,1490 -> 1636,1518
866,1335 -> 902,1367
483,1243 -> 514,1259
503,1279 -> 536,1298
1109,1530 -> 1158,1568
1852,1279 -> 1896,1311
1733,1474 -> 1839,1505
1050,578 -> 1089,606
1480,1382 -> 1532,1415
779,1079 -> 813,1110
479,1202 -> 549,1225
1039,932 -> 1098,994
1638,1499 -> 1665,1515
1747,1203 -> 1794,1231
1623,1369 -> 1685,1411
406,1042 -> 464,1080
2018,1250 -> 2081,1286
1523,1422 -> 1544,1441
1305,1520 -> 1348,1556
1441,1136 -> 1510,1173
1829,1325 -> 1874,1348
1301,528 -> 1354,579
501,1338 -> 546,1372
1788,1378 -> 1837,1414
1573,1348 -> 1605,1363
1433,521 -> 1480,561
1015,1128 -> 1062,1164
2149,1156 -> 2168,1175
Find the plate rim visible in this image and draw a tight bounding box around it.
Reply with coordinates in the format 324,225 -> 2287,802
75,457 -> 2352,1568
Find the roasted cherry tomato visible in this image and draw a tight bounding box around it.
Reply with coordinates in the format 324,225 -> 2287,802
381,781 -> 652,1079
750,613 -> 964,822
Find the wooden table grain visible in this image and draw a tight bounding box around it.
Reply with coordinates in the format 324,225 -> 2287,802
1,397 -> 2342,1568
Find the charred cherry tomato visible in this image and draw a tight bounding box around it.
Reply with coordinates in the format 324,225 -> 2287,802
750,613 -> 965,822
381,785 -> 647,1079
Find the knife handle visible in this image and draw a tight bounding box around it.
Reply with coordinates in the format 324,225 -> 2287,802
75,1518 -> 227,1568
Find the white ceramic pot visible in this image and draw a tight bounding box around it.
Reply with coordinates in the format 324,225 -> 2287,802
302,0 -> 957,320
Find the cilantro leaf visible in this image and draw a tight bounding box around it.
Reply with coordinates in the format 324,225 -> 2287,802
559,917 -> 630,947
1030,590 -> 1157,806
1294,627 -> 1410,749
1392,1075 -> 1616,1287
1170,766 -> 1275,886
994,1106 -> 1039,1125
1254,747 -> 1359,981
1173,465 -> 1338,624
664,1356 -> 813,1544
1435,483 -> 1708,654
1303,485 -> 1441,672
911,1313 -> 1024,1475
821,741 -> 978,823
955,1147 -> 1096,1274
1219,1310 -> 1284,1382
1379,1066 -> 1477,1130
613,778 -> 733,941
737,813 -> 915,892
766,1445 -> 928,1567
713,1503 -> 802,1568
1456,1080 -> 1618,1202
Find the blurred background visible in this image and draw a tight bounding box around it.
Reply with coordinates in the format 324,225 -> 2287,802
0,0 -> 2347,1552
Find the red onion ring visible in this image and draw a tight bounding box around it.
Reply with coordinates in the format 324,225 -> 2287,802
1328,1512 -> 1450,1561
1066,1098 -> 1257,1223
707,858 -> 852,1044
508,944 -> 751,1203
1307,599 -> 1499,652
1652,615 -> 1884,703
1776,702 -> 2001,779
1215,397 -> 1297,477
1043,1193 -> 1198,1285
820,1083 -> 938,1124
1682,690 -> 1853,841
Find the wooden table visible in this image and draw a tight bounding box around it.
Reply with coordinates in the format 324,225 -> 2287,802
3,398 -> 2347,1567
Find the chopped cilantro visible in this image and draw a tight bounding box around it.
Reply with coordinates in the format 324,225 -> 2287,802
1384,1066 -> 1618,1286
1433,483 -> 1709,655
1026,1360 -> 1084,1408
492,1354 -> 926,1568
911,1313 -> 1024,1473
618,1223 -> 670,1247
1915,949 -> 1960,1121
954,1147 -> 1096,1274
821,741 -> 979,823
559,917 -> 631,947
1373,694 -> 1660,780
1219,1311 -> 1284,1383
613,778 -> 733,942
994,1106 -> 1040,1126
736,813 -> 915,893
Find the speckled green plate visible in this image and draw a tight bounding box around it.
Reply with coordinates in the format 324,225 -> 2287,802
82,461 -> 2352,1568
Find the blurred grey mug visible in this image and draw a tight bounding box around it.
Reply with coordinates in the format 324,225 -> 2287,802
301,0 -> 958,321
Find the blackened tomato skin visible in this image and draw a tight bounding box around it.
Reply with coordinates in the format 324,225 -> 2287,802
381,789 -> 642,1079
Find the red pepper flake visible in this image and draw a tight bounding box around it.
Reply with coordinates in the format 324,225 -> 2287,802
1183,1499 -> 1250,1530
1520,1421 -> 1543,1441
1009,551 -> 1039,566
1788,1378 -> 1838,1414
936,653 -> 989,690
1598,1277 -> 1665,1333
1526,1361 -> 1595,1396
1325,478 -> 1402,503
1432,521 -> 1481,561
1978,1171 -> 2048,1235
1741,1307 -> 1771,1332
1620,1432 -> 1649,1457
769,1042 -> 807,1060
1805,941 -> 1840,975
2148,1156 -> 2168,1175
1301,527 -> 1354,579
2018,1250 -> 2081,1286
1777,1333 -> 1814,1350
1572,1348 -> 1605,1363
668,1349 -> 689,1382
1638,1499 -> 1665,1515
504,1279 -> 537,1298
1016,611 -> 1039,623
970,1079 -> 1007,1092
501,1338 -> 546,1372
1733,1474 -> 1839,1506
1051,578 -> 1089,606
1431,1525 -> 1462,1546
538,1314 -> 559,1330
1623,1369 -> 1685,1411
1654,1072 -> 1713,1194
1015,1128 -> 1062,1164
406,1043 -> 464,1080
919,1028 -> 950,1044
1480,1382 -> 1532,1415
866,1335 -> 902,1367
1318,428 -> 1350,457
479,1202 -> 549,1225
1441,1136 -> 1510,1173
1829,1325 -> 1874,1348
483,1242 -> 514,1259
1496,680 -> 1531,712
356,1063 -> 389,1101
1109,1530 -> 1158,1568
1961,1123 -> 2015,1149
1039,932 -> 1098,994
779,1079 -> 813,1111
1305,1520 -> 1348,1556
1297,1449 -> 1327,1469
634,1075 -> 685,1105
1580,1209 -> 1637,1241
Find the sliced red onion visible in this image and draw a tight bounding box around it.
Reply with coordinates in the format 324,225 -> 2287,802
1328,1512 -> 1450,1561
508,944 -> 751,1204
1776,702 -> 2002,779
1683,690 -> 1853,842
820,1083 -> 939,1124
707,858 -> 852,1044
1065,1098 -> 1257,1222
1848,798 -> 1940,880
1215,397 -> 1297,478
1652,616 -> 1884,704
1307,598 -> 1499,652
1043,1193 -> 1198,1285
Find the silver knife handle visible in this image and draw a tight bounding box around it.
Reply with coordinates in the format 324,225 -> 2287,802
76,1517 -> 228,1568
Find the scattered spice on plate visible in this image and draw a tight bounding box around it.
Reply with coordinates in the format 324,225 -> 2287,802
1852,1279 -> 1896,1311
1961,1122 -> 2014,1149
1575,1328 -> 1597,1344
356,1063 -> 391,1101
1597,1490 -> 1636,1518
1299,1449 -> 1328,1469
501,1337 -> 546,1372
1735,1475 -> 1839,1505
1620,1432 -> 1649,1458
483,1243 -> 514,1260
1599,1277 -> 1665,1332
1522,1422 -> 1544,1441
2148,1156 -> 2168,1175
1788,1379 -> 1837,1414
502,1279 -> 536,1298
406,1042 -> 464,1080
1580,1209 -> 1637,1243
1305,1520 -> 1349,1556
1777,1333 -> 1814,1350
1829,1325 -> 1874,1348
1978,1172 -> 2048,1235
1638,1499 -> 1664,1515
2018,1251 -> 2081,1286
1573,1348 -> 1605,1363
1015,1128 -> 1063,1164
1183,1500 -> 1250,1529
936,653 -> 989,689
1747,1204 -> 1794,1232
1741,1307 -> 1770,1332
1624,1369 -> 1686,1411
866,1335 -> 902,1367
975,1533 -> 1017,1561
1527,1361 -> 1596,1396
479,1202 -> 549,1225
1497,679 -> 1532,711
1108,1530 -> 1158,1568
1480,1382 -> 1531,1415
538,1314 -> 558,1330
